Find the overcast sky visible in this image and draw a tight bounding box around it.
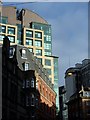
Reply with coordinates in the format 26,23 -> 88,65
3,2 -> 88,86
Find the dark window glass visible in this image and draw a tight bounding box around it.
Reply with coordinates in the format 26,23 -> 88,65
26,39 -> 33,45
8,36 -> 15,43
35,31 -> 42,39
8,27 -> 15,35
26,30 -> 33,37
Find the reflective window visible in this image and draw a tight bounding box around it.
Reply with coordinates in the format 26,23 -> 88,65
35,40 -> 42,47
36,49 -> 42,56
1,16 -> 8,24
37,58 -> 42,64
44,35 -> 51,42
26,39 -> 33,46
26,30 -> 33,37
29,48 -> 33,53
47,68 -> 51,75
1,26 -> 6,33
45,59 -> 51,66
44,51 -> 51,56
35,31 -> 42,39
44,43 -> 51,50
0,34 -> 5,41
8,27 -> 15,35
8,36 -> 15,43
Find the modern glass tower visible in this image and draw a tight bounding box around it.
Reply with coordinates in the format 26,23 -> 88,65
0,6 -> 59,110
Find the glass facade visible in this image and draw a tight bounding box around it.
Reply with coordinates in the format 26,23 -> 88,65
45,59 -> 51,66
26,30 -> 33,38
35,31 -> 42,39
8,27 -> 15,35
53,57 -> 59,111
35,40 -> 42,47
1,16 -> 8,24
35,49 -> 42,56
0,34 -> 5,41
8,36 -> 15,43
26,39 -> 33,46
17,24 -> 22,44
32,22 -> 52,56
28,48 -> 33,53
1,26 -> 6,33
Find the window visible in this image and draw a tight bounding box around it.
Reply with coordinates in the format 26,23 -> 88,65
1,16 -> 8,24
31,78 -> 34,88
31,94 -> 35,106
8,27 -> 15,35
45,59 -> 51,66
44,51 -> 51,56
8,36 -> 15,43
36,49 -> 42,56
1,26 -> 6,33
37,58 -> 42,64
26,39 -> 33,46
0,34 -> 5,41
24,63 -> 29,71
21,49 -> 26,58
35,40 -> 42,47
26,30 -> 33,37
29,48 -> 33,52
46,68 -> 51,75
9,47 -> 15,58
26,80 -> 30,88
44,35 -> 51,42
35,31 -> 42,39
44,43 -> 51,50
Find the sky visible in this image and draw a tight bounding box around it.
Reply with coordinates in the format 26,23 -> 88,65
3,2 -> 88,86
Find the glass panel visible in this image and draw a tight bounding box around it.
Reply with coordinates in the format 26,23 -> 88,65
35,40 -> 42,47
45,59 -> 51,66
46,68 -> 51,75
29,48 -> 33,52
44,51 -> 51,56
26,30 -> 33,37
8,27 -> 15,35
8,36 -> 15,43
35,49 -> 42,56
1,16 -> 8,24
44,43 -> 51,50
0,34 -> 5,41
26,39 -> 33,45
35,31 -> 42,39
1,26 -> 6,33
37,58 -> 42,64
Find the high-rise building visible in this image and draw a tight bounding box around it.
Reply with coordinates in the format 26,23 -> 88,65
0,6 -> 59,110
